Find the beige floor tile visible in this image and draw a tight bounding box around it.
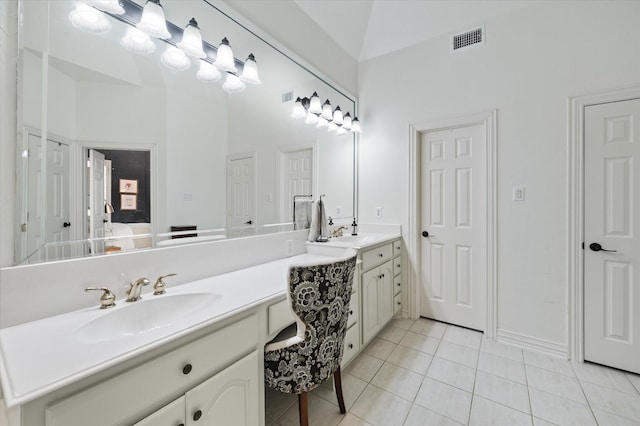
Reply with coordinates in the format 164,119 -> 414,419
265,386 -> 297,424
592,408 -> 640,426
337,413 -> 373,426
377,323 -> 408,344
532,418 -> 557,426
481,337 -> 523,362
344,352 -> 384,382
474,370 -> 530,414
469,396 -> 532,426
478,351 -> 526,384
442,326 -> 482,350
370,362 -> 423,401
387,344 -> 433,375
525,364 -> 586,404
389,318 -> 415,330
399,330 -> 440,355
349,385 -> 412,426
627,372 -> 640,395
436,340 -> 479,368
529,388 -> 597,426
427,357 -> 476,392
414,377 -> 472,424
277,393 -> 345,426
572,361 -> 637,394
314,372 -> 368,411
409,318 -> 447,339
362,338 -> 396,361
581,381 -> 640,421
403,404 -> 464,426
523,350 -> 574,377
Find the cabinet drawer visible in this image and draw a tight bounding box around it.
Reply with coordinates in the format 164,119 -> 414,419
361,243 -> 393,271
341,324 -> 360,367
268,298 -> 295,335
347,296 -> 359,329
394,293 -> 402,314
394,275 -> 402,296
393,240 -> 402,257
133,395 -> 185,426
393,256 -> 402,277
45,315 -> 258,426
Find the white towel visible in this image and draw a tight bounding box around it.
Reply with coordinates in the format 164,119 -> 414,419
307,199 -> 328,242
294,199 -> 312,230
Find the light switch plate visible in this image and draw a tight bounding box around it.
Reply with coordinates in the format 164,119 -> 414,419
513,186 -> 525,201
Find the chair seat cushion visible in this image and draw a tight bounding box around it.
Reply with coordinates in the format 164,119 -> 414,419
265,322 -> 304,352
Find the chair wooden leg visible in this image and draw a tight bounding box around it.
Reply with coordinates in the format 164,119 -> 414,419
298,392 -> 309,426
333,366 -> 347,414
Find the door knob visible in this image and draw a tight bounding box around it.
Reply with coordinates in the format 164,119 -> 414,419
63,222 -> 71,228
245,220 -> 253,225
589,242 -> 617,253
422,231 -> 434,238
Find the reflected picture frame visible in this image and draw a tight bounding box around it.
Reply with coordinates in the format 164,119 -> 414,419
119,179 -> 138,194
120,194 -> 137,210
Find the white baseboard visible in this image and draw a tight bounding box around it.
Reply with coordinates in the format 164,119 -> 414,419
497,329 -> 569,359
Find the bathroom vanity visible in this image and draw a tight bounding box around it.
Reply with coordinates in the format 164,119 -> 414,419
0,233 -> 402,426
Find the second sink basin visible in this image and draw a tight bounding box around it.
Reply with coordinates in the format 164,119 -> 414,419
76,292 -> 221,343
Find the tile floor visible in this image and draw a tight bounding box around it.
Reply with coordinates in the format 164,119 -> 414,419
265,318 -> 640,426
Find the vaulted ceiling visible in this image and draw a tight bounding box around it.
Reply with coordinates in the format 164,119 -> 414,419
292,0 -> 541,62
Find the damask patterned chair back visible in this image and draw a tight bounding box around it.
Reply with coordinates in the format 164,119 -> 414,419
264,250 -> 357,425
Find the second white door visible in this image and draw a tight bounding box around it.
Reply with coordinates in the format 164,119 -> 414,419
420,124 -> 486,331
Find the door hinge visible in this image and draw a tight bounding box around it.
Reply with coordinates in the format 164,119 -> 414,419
581,242 -> 584,250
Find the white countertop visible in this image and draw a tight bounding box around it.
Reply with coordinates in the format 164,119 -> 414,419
0,252 -> 341,407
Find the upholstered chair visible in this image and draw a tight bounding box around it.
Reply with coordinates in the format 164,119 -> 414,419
264,250 -> 357,426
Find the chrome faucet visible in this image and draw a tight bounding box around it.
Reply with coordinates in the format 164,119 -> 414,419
126,277 -> 150,302
330,226 -> 349,238
153,273 -> 177,295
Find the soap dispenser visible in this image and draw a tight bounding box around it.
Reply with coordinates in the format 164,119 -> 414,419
351,218 -> 358,236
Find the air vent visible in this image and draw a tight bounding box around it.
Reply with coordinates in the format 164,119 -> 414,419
282,91 -> 294,103
452,27 -> 484,51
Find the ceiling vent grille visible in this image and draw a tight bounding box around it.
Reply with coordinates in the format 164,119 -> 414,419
452,27 -> 484,51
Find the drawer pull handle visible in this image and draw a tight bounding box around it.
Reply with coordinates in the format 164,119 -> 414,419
379,253 -> 383,257
397,282 -> 401,286
348,343 -> 354,349
397,301 -> 401,305
193,410 -> 202,421
183,364 -> 192,375
178,424 -> 185,426
397,264 -> 400,268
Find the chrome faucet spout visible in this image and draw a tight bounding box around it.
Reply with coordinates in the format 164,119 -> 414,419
126,278 -> 150,302
330,226 -> 349,238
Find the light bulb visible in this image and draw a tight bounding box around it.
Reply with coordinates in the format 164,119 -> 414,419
308,92 -> 322,115
69,3 -> 111,33
121,27 -> 155,54
239,54 -> 261,84
291,97 -> 307,119
332,106 -> 344,126
137,0 -> 171,39
320,100 -> 333,120
213,38 -> 237,73
161,45 -> 191,71
177,18 -> 206,58
197,61 -> 222,82
342,112 -> 352,130
88,0 -> 125,14
351,117 -> 361,133
222,73 -> 246,93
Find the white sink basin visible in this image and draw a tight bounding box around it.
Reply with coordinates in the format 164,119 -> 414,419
327,235 -> 377,246
76,293 -> 220,343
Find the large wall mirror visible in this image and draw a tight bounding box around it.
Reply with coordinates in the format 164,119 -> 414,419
14,0 -> 356,265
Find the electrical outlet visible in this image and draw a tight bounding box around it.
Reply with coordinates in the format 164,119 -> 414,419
375,207 -> 382,218
336,206 -> 342,215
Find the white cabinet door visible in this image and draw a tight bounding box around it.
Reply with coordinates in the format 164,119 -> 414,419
134,396 -> 185,426
185,351 -> 259,426
361,267 -> 381,344
378,261 -> 394,327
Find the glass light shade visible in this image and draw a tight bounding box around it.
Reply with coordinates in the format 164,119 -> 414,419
213,38 -> 237,73
161,45 -> 191,71
351,117 -> 361,133
316,116 -> 329,128
177,18 -> 206,58
291,97 -> 307,119
305,112 -> 319,125
121,27 -> 156,54
197,61 -> 222,82
69,3 -> 111,33
320,100 -> 333,120
308,92 -> 322,115
336,126 -> 347,135
239,54 -> 261,84
342,112 -> 352,130
137,0 -> 171,39
222,73 -> 246,93
88,0 -> 125,14
332,106 -> 344,125
328,121 -> 338,132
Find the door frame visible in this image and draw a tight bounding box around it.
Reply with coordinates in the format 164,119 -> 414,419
568,86 -> 640,363
409,110 -> 497,338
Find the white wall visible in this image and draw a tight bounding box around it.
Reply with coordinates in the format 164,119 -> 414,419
358,1 -> 640,349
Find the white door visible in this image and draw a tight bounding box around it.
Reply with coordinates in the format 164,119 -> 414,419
227,154 -> 255,238
88,149 -> 106,254
584,98 -> 640,374
279,148 -> 313,223
26,134 -> 44,257
420,124 -> 486,331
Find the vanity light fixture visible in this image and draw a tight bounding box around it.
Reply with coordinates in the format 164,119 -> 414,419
213,38 -> 238,73
120,27 -> 156,54
240,54 -> 261,84
69,2 -> 112,33
88,0 -> 125,15
161,45 -> 191,70
291,92 -> 361,134
137,0 -> 171,39
176,18 -> 206,59
197,61 -> 222,82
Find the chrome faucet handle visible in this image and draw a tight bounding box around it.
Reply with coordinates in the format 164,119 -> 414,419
126,278 -> 150,302
154,273 -> 177,295
84,287 -> 116,309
